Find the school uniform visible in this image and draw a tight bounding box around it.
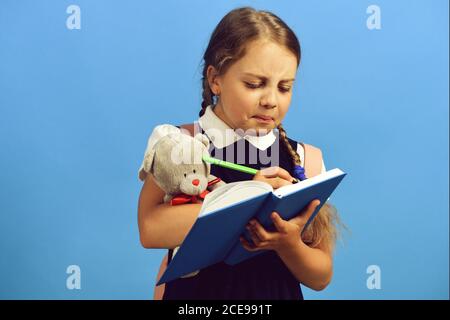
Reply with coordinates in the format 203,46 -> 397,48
138,104 -> 326,300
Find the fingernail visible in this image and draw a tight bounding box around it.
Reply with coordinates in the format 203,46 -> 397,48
292,178 -> 298,184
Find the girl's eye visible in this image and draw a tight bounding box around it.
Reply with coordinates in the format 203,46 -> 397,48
244,82 -> 263,89
279,87 -> 291,93
184,173 -> 187,177
245,82 -> 291,93
193,169 -> 196,173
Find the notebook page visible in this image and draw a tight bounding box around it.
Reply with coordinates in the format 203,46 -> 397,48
199,181 -> 272,217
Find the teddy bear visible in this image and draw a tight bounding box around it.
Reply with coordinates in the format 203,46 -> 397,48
142,131 -> 226,277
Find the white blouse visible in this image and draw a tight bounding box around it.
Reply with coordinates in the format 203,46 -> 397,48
138,104 -> 326,182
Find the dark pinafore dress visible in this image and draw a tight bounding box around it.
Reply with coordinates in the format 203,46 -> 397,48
163,125 -> 304,300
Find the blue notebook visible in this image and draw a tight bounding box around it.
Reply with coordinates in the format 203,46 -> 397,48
157,168 -> 347,285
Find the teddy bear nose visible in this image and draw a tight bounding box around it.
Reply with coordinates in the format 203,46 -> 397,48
192,179 -> 200,186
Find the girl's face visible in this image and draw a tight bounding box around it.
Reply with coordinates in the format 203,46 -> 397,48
208,39 -> 298,136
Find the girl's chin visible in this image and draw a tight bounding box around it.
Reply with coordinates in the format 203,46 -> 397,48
234,119 -> 277,136
246,124 -> 276,136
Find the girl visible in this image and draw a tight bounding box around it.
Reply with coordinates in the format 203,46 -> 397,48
138,6 -> 343,300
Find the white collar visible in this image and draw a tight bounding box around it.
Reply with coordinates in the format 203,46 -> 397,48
198,104 -> 277,151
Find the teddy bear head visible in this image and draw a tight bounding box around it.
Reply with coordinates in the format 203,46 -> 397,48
143,132 -> 212,197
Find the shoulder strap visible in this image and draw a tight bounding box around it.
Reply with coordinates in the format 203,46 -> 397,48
299,142 -> 323,178
179,122 -> 200,137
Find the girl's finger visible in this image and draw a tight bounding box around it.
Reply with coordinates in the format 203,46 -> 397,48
240,236 -> 258,252
273,177 -> 293,188
259,166 -> 294,183
305,199 -> 321,218
291,199 -> 321,226
271,212 -> 288,233
247,228 -> 262,246
249,220 -> 271,241
243,233 -> 271,250
309,199 -> 321,211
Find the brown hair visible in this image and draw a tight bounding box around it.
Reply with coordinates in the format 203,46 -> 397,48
199,7 -> 345,254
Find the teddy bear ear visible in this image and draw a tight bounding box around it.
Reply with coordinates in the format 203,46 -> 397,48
194,133 -> 210,149
143,148 -> 156,174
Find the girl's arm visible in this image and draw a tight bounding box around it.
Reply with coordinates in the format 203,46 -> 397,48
138,173 -> 202,248
276,241 -> 333,291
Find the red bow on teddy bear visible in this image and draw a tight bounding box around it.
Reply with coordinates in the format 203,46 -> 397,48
170,177 -> 222,206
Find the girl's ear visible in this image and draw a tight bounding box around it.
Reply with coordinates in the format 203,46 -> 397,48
206,65 -> 221,95
143,148 -> 156,174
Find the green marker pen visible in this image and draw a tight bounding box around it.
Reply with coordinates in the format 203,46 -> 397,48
202,155 -> 298,183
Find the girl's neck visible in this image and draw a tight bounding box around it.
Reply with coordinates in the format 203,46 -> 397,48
212,102 -> 234,130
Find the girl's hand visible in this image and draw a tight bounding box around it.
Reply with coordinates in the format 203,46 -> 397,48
240,199 -> 321,254
253,166 -> 295,189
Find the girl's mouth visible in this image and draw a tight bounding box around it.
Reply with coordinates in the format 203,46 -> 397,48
252,115 -> 274,124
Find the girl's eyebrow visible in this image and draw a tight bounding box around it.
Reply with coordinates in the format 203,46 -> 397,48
242,72 -> 295,82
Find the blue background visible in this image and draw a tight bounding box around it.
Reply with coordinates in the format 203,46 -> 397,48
0,0 -> 448,299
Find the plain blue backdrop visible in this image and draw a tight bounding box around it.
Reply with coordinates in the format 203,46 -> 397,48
0,0 -> 448,299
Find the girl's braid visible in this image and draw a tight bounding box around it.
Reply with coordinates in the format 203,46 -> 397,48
277,123 -> 307,180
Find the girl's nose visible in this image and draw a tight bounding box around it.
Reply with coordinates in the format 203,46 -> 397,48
192,179 -> 200,186
260,87 -> 278,108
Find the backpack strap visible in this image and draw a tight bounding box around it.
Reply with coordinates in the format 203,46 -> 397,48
299,142 -> 323,178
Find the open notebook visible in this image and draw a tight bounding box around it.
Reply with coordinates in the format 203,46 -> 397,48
157,168 -> 347,285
